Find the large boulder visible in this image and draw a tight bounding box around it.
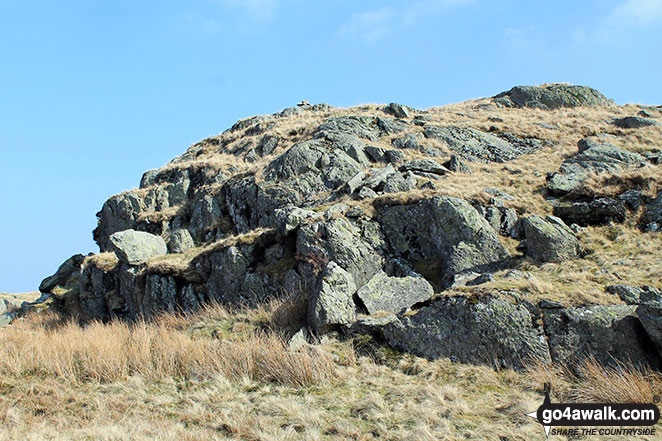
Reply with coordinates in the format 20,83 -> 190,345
384,295 -> 551,370
308,262 -> 357,332
378,196 -> 510,288
543,305 -> 660,368
356,271 -> 434,314
493,84 -> 613,110
522,215 -> 581,262
108,230 -> 168,265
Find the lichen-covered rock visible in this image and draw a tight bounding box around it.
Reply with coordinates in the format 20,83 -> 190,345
423,126 -> 542,163
543,305 -> 659,367
383,171 -> 417,193
167,229 -> 194,254
384,103 -> 410,119
379,196 -> 510,288
384,295 -> 551,369
308,262 -> 357,332
493,84 -> 613,109
399,159 -> 449,175
547,141 -> 648,194
522,215 -> 581,262
297,218 -> 383,288
356,271 -> 434,314
109,230 -> 167,265
446,154 -> 472,173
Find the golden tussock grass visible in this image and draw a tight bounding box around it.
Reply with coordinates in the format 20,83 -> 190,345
1,299 -> 659,440
526,357 -> 662,404
0,302 -> 334,388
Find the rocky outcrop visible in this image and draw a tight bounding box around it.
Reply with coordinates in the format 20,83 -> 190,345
493,84 -> 613,109
522,215 -> 581,262
613,116 -> 659,129
37,84 -> 662,373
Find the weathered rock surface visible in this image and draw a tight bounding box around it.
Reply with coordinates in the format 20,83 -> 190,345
613,116 -> 659,129
543,305 -> 660,368
547,140 -> 648,195
109,230 -> 168,265
308,262 -> 357,332
356,271 -> 434,314
522,215 -> 581,262
423,126 -> 543,163
493,84 -> 613,109
384,295 -> 551,369
379,196 -> 510,288
39,254 -> 85,293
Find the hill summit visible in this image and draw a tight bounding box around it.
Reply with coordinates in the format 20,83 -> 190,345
34,84 -> 662,371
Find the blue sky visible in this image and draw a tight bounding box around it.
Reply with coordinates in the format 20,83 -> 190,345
1,0 -> 661,292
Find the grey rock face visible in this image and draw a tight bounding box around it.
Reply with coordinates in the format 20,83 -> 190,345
308,262 -> 357,332
553,198 -> 628,226
637,303 -> 662,355
543,305 -> 659,367
94,191 -> 146,251
606,284 -> 645,304
613,116 -> 659,129
384,295 -> 551,369
446,154 -> 472,173
547,141 -> 648,195
356,271 -> 434,314
493,84 -> 613,109
383,171 -> 417,193
39,254 -> 85,293
379,196 -> 510,288
109,230 -> 167,265
297,218 -> 383,289
522,215 -> 581,262
643,194 -> 662,230
423,126 -> 542,163
167,229 -> 194,254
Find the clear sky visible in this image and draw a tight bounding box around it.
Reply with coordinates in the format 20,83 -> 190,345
1,0 -> 661,293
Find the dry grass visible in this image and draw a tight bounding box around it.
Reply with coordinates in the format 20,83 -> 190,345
0,304 -> 334,387
1,298 -> 660,440
526,357 -> 662,404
